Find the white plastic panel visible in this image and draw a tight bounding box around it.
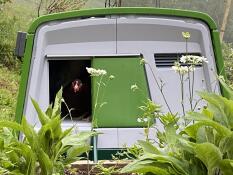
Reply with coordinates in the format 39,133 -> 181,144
118,128 -> 157,147
95,128 -> 157,148
117,16 -> 219,113
95,128 -> 118,148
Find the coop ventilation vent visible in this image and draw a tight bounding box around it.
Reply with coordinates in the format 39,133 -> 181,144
154,53 -> 202,67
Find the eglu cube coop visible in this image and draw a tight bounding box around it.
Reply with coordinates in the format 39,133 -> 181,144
15,8 -> 225,160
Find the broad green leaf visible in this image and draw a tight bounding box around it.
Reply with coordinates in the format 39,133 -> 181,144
21,117 -> 38,150
52,88 -> 63,118
195,143 -> 222,175
31,98 -> 50,125
64,144 -> 91,164
201,108 -> 213,120
198,91 -> 233,129
62,131 -> 95,147
20,118 -> 53,174
219,159 -> 233,175
45,104 -> 53,118
219,133 -> 233,159
0,120 -> 22,131
218,78 -> 233,101
138,140 -> 161,154
38,116 -> 62,155
176,138 -> 195,154
165,122 -> 180,146
195,127 -> 215,144
10,142 -> 36,175
185,117 -> 231,139
186,111 -> 213,122
138,154 -> 190,175
60,127 -> 73,140
37,149 -> 53,175
121,159 -> 170,175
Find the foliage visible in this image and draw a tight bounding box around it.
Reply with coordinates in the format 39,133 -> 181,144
121,80 -> 233,175
0,0 -> 10,7
0,0 -> 35,70
222,42 -> 233,84
37,0 -> 88,16
0,89 -> 95,175
0,13 -> 19,69
94,161 -> 120,175
0,64 -> 20,121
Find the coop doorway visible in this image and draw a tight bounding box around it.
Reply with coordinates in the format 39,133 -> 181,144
49,59 -> 92,121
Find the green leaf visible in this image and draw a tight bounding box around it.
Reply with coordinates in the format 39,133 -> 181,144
10,142 -> 36,175
218,78 -> 233,101
21,117 -> 38,150
185,121 -> 231,140
52,88 -> 63,118
38,116 -> 62,155
176,138 -> 195,154
45,104 -> 53,118
137,140 -> 161,154
64,144 -> 91,164
195,143 -> 222,175
219,133 -> 233,159
20,118 -> 53,174
31,98 -> 50,125
62,131 -> 95,147
198,91 -> 233,129
219,159 -> 233,175
201,108 -> 213,120
0,120 -> 22,131
37,149 -> 53,175
121,159 -> 170,175
142,154 -> 189,175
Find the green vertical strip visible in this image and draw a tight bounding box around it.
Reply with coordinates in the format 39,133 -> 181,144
211,30 -> 228,98
92,57 -> 150,128
15,34 -> 34,123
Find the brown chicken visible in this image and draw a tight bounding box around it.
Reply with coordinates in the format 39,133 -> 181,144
62,78 -> 91,120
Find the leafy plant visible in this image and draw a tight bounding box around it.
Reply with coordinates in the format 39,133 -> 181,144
93,161 -> 120,175
222,42 -> 233,85
121,80 -> 233,175
0,89 -> 96,175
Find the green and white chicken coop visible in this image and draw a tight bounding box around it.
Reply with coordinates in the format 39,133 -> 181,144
15,8 -> 225,160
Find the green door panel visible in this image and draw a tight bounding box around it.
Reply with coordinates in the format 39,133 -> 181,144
92,56 -> 150,128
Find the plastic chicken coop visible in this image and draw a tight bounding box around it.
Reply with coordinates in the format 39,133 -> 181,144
15,8 -> 225,160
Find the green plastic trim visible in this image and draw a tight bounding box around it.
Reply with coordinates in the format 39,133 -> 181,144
28,7 -> 217,34
15,34 -> 34,123
211,30 -> 228,97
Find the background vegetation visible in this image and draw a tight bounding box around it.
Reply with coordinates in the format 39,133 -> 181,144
0,0 -> 233,121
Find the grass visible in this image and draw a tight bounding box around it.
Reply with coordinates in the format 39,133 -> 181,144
0,64 -> 20,121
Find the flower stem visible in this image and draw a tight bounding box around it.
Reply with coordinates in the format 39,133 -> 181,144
92,75 -> 104,128
147,63 -> 173,114
179,73 -> 185,116
188,71 -> 193,110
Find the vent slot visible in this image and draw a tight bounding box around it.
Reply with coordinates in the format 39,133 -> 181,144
154,53 -> 202,67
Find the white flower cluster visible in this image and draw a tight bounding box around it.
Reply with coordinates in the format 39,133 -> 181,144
180,55 -> 208,65
172,64 -> 189,75
131,84 -> 139,91
172,55 -> 208,75
137,117 -> 148,123
182,31 -> 191,39
109,75 -> 115,80
140,58 -> 146,65
86,67 -> 107,76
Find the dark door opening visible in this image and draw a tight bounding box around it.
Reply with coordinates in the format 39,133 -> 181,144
49,60 -> 91,121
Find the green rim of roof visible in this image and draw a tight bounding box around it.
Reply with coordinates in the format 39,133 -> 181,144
28,7 -> 217,34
